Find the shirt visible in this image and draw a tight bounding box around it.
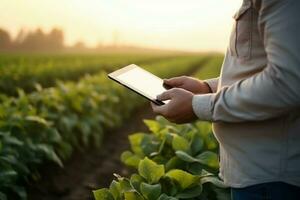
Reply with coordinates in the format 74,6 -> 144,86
192,0 -> 300,187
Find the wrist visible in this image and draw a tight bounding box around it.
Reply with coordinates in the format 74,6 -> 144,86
203,81 -> 213,93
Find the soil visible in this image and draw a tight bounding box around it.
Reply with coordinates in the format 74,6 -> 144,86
27,105 -> 156,200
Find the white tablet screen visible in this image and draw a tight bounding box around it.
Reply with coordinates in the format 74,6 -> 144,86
110,65 -> 169,104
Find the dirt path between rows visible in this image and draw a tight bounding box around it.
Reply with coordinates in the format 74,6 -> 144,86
27,105 -> 156,200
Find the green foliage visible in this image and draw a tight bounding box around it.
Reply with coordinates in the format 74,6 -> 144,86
0,53 -> 175,96
194,54 -> 224,80
94,117 -> 230,200
0,54 -> 209,199
138,158 -> 165,184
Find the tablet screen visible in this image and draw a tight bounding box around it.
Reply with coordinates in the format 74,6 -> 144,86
108,64 -> 169,104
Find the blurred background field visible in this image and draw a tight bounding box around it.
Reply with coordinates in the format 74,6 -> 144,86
0,0 -> 241,199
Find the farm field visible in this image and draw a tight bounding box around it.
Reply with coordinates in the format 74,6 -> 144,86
0,52 -> 225,200
0,53 -> 182,96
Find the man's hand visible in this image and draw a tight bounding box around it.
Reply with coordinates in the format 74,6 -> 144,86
151,88 -> 198,124
164,76 -> 211,94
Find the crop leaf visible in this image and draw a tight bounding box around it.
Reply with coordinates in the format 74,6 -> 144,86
172,135 -> 190,152
121,151 -> 141,168
124,191 -> 144,200
109,180 -> 122,200
176,151 -> 219,169
201,176 -> 228,188
143,119 -> 161,134
157,194 -> 178,200
93,188 -> 114,200
165,169 -> 199,190
138,157 -> 165,184
196,151 -> 219,169
176,185 -> 203,199
130,174 -> 144,192
140,183 -> 161,200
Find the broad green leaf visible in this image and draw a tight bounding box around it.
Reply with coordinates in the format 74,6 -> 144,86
143,119 -> 161,133
157,194 -> 178,200
93,188 -> 114,200
36,144 -> 63,167
119,179 -> 134,193
129,133 -> 147,157
121,151 -> 141,168
130,174 -> 144,192
175,151 -> 196,163
25,115 -> 49,127
190,134 -> 204,155
109,180 -> 122,200
172,135 -> 190,152
165,169 -> 199,190
201,176 -> 228,188
176,185 -> 203,199
140,183 -> 161,200
205,134 -> 218,150
165,156 -> 184,172
196,122 -> 211,137
138,157 -> 165,184
187,163 -> 203,175
176,151 -> 219,169
196,151 -> 219,169
196,122 -> 218,150
211,187 -> 231,200
124,191 -> 144,200
140,135 -> 159,156
150,138 -> 166,157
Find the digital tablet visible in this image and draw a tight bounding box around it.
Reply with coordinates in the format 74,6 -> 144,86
108,64 -> 171,105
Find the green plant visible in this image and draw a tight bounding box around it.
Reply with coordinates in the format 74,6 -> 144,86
0,53 -> 176,96
93,117 -> 230,200
0,55 -> 209,199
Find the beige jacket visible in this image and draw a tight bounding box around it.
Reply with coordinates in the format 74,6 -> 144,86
192,0 -> 300,187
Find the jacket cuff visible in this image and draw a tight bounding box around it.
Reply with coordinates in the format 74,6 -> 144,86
192,94 -> 214,121
204,78 -> 219,93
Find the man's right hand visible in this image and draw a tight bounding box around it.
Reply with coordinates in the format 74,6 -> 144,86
164,76 -> 212,94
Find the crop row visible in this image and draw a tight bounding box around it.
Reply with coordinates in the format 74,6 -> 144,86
93,117 -> 230,200
0,55 -> 209,199
0,53 -> 178,96
92,54 -> 226,200
193,54 -> 223,80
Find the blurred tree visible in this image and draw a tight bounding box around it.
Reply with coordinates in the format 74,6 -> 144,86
48,28 -> 64,50
21,28 -> 47,51
0,28 -> 12,50
15,29 -> 26,45
73,41 -> 86,50
0,27 -> 65,52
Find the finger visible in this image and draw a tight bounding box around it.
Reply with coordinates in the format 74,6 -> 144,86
157,90 -> 174,101
164,76 -> 185,87
150,102 -> 168,115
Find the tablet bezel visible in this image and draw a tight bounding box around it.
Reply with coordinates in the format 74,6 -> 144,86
108,64 -> 165,105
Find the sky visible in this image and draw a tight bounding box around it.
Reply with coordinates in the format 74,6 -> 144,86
0,0 -> 242,52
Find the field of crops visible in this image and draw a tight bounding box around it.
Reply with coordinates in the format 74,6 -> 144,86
0,52 -> 224,200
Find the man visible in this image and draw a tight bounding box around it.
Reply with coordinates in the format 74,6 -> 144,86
151,0 -> 300,199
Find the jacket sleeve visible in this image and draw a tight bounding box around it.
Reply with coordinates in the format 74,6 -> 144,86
204,77 -> 219,93
192,0 -> 300,122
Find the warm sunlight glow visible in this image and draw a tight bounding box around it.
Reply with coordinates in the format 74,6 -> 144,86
1,0 -> 242,52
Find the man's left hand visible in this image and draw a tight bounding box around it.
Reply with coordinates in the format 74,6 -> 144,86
151,88 -> 198,124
